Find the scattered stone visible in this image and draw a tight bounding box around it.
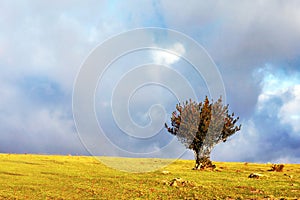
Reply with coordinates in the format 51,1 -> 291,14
168,178 -> 195,187
248,173 -> 263,179
284,173 -> 293,178
264,195 -> 275,199
170,179 -> 178,187
215,168 -> 222,172
161,170 -> 170,175
268,164 -> 284,172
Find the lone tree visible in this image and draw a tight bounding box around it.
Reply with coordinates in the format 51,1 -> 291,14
165,96 -> 241,170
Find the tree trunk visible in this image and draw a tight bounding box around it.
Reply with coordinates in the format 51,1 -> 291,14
194,151 -> 201,170
193,149 -> 216,170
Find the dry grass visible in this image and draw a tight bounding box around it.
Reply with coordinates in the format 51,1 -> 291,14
0,154 -> 299,199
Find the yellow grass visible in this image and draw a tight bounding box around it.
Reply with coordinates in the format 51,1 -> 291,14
0,154 -> 299,199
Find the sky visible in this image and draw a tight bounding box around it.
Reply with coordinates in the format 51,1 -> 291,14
1,0 -> 300,164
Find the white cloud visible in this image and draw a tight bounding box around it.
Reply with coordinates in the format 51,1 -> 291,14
255,67 -> 300,134
152,42 -> 185,65
279,85 -> 300,133
212,66 -> 300,163
212,119 -> 259,162
0,98 -> 85,154
256,65 -> 300,111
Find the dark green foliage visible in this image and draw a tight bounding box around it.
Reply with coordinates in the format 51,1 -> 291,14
165,96 -> 241,169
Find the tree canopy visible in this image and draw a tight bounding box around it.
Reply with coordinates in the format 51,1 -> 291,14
165,96 -> 241,169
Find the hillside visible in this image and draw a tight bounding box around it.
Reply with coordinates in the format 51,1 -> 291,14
0,154 -> 299,199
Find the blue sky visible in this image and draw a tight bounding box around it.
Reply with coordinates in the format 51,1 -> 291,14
1,1 -> 300,163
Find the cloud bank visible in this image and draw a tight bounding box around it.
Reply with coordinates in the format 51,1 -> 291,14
0,1 -> 300,163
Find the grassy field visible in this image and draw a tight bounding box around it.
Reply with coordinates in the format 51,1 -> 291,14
0,154 -> 299,199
